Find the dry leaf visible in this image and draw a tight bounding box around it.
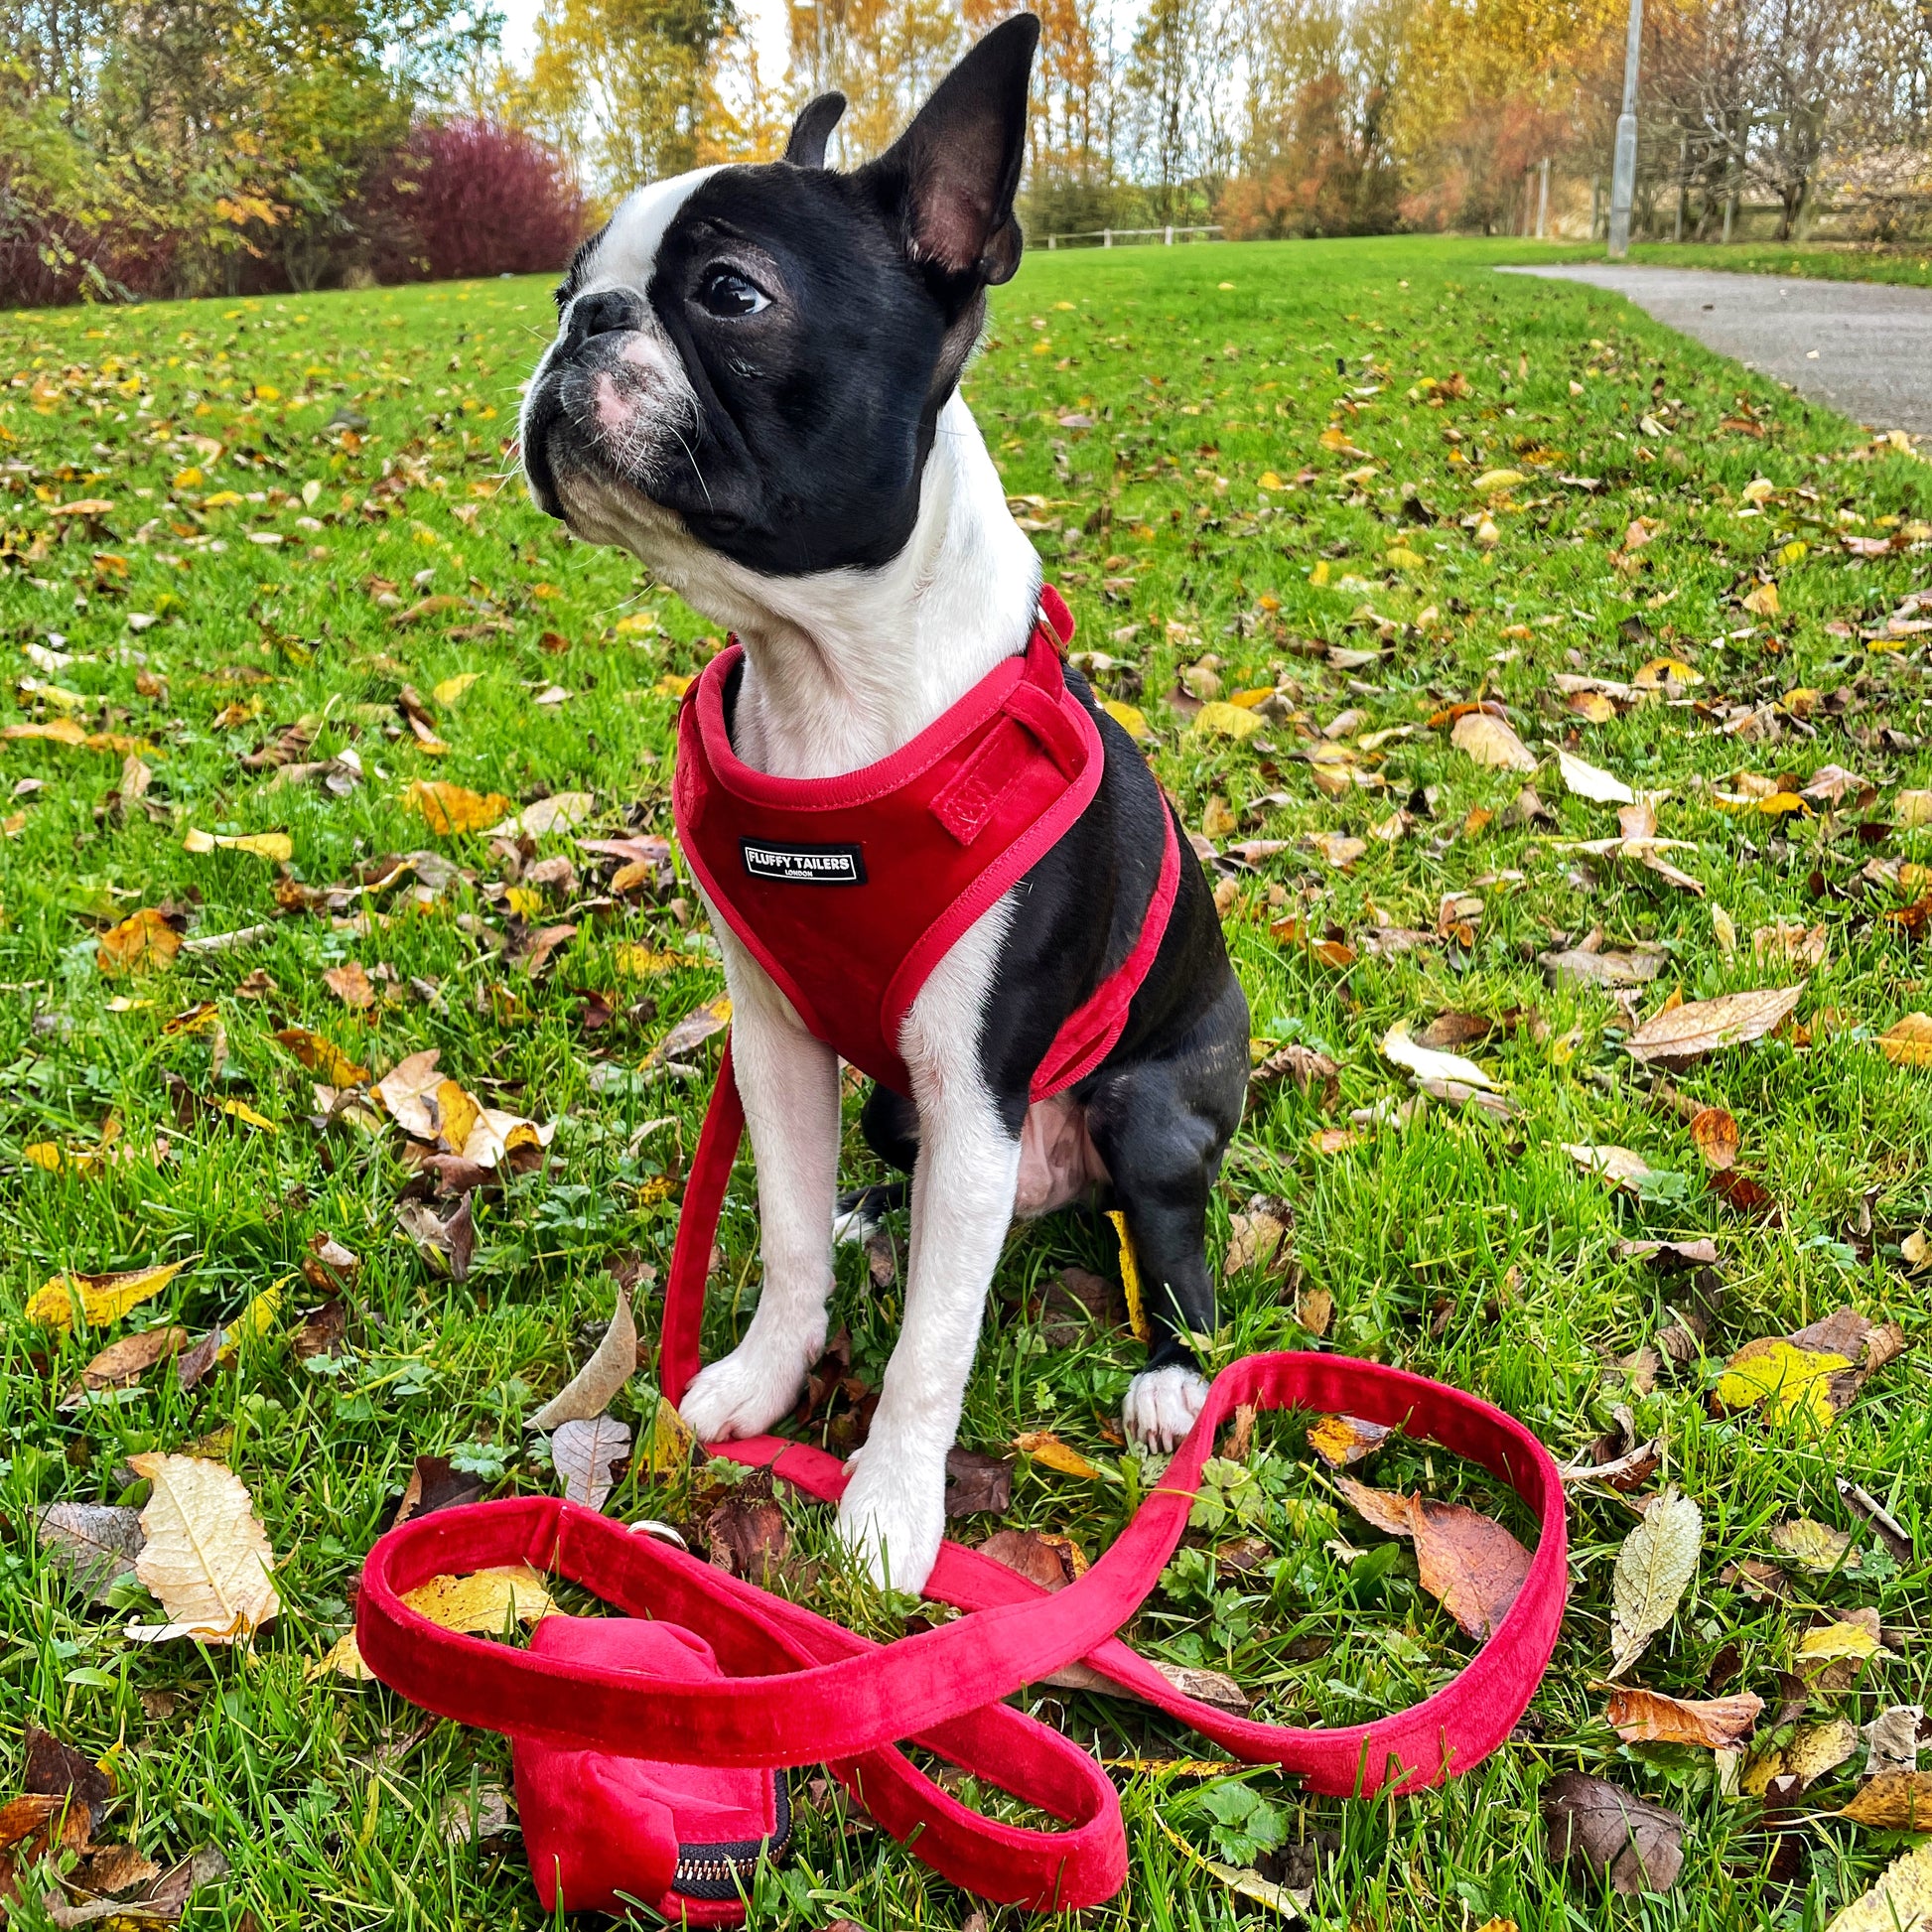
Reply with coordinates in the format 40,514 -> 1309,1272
25,1260 -> 185,1332
1824,1839 -> 1932,1932
528,1289 -> 637,1429
651,995 -> 733,1065
1753,921 -> 1829,969
312,1565 -> 554,1681
1879,1014 -> 1932,1067
1451,710 -> 1537,771
1689,1108 -> 1741,1172
1541,943 -> 1668,987
1014,1430 -> 1105,1479
1609,1486 -> 1702,1676
1744,1718 -> 1858,1794
395,1197 -> 475,1283
1381,1022 -> 1495,1090
1310,1415 -> 1392,1468
552,1416 -> 631,1512
96,907 -> 181,975
37,1502 -> 144,1601
944,1448 -> 1015,1517
1863,1706 -> 1924,1776
1563,1144 -> 1657,1192
1558,749 -> 1635,804
1543,1771 -> 1684,1895
69,1325 -> 188,1397
126,1453 -> 279,1644
1625,985 -> 1804,1065
482,790 -> 594,839
275,1027 -> 370,1088
1716,1340 -> 1855,1429
402,780 -> 512,835
1335,1476 -> 1531,1639
1769,1516 -> 1857,1573
1605,1686 -> 1762,1749
323,962 -> 375,1010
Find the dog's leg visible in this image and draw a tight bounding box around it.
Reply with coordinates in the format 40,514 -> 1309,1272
1087,991 -> 1248,1452
837,912 -> 1019,1593
678,935 -> 841,1443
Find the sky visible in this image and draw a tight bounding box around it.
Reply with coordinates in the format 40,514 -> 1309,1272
494,0 -> 796,86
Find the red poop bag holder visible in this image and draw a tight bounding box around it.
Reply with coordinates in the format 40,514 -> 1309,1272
355,594 -> 1569,1924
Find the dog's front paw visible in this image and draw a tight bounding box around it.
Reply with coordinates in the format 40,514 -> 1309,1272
678,1330 -> 816,1444
837,1443 -> 945,1594
1124,1364 -> 1211,1453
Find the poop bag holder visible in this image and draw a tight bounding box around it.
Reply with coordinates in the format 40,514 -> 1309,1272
511,1615 -> 789,1923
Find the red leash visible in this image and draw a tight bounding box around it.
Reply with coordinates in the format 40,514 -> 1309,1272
358,1043 -> 1569,1917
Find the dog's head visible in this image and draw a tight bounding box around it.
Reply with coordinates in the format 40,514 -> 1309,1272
520,14 -> 1037,580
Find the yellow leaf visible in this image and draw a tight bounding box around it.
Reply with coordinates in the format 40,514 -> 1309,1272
615,944 -> 680,977
1633,656 -> 1703,689
1779,540 -> 1808,565
1385,545 -> 1426,569
432,673 -> 479,706
401,780 -> 511,836
1014,1430 -> 1105,1480
26,1259 -> 185,1331
652,672 -> 692,698
200,490 -> 242,509
1193,701 -> 1264,741
504,886 -> 545,919
274,1027 -> 371,1088
1450,711 -> 1537,771
1715,1341 -> 1854,1428
1310,560 -> 1330,586
615,612 -> 658,634
215,1099 -> 278,1133
1257,471 -> 1286,490
24,1142 -> 63,1173
434,1078 -> 482,1157
642,1395 -> 693,1474
1796,1618 -> 1882,1664
183,829 -> 292,863
173,468 -> 204,489
1106,1208 -> 1151,1343
1741,582 -> 1780,616
1101,699 -> 1150,741
1473,469 -> 1526,491
96,907 -> 181,975
1879,1015 -> 1932,1066
311,1563 -> 556,1681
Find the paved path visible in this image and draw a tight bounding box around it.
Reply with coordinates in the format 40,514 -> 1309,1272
1499,263 -> 1932,435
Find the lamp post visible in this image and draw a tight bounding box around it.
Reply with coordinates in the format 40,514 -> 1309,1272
1607,0 -> 1643,258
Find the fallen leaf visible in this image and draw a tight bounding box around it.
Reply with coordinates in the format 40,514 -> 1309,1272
528,1288 -> 636,1429
323,962 -> 375,1010
1101,698 -> 1150,741
1744,1718 -> 1859,1793
182,827 -> 293,863
1625,985 -> 1805,1065
433,672 -> 480,706
705,1486 -> 787,1583
1334,1477 -> 1530,1639
275,1027 -> 370,1088
1863,1706 -> 1924,1777
1689,1108 -> 1741,1172
1563,1144 -> 1658,1192
401,780 -> 511,836
1224,1208 -> 1293,1277
392,1455 -> 485,1528
1770,1516 -> 1857,1573
1609,1486 -> 1702,1676
126,1453 -> 279,1644
980,1527 -> 1088,1590
944,1448 -> 1014,1517
70,1324 -> 188,1396
1798,1613 -> 1885,1669
1823,1838 -> 1932,1931
1716,1339 -> 1855,1429
1540,943 -> 1669,987
1451,710 -> 1537,771
1309,1415 -> 1392,1468
96,907 -> 181,975
1606,1686 -> 1762,1749
1381,1022 -> 1495,1090
396,1196 -> 475,1282
25,1259 -> 185,1332
1542,1771 -> 1684,1894
400,1565 -> 554,1635
1558,749 -> 1634,804
652,995 -> 732,1064
37,1502 -> 145,1601
1879,1014 -> 1932,1067
1193,701 -> 1264,741
483,790 -> 595,840
640,1389 -> 694,1474
1753,921 -> 1828,969
1014,1430 -> 1105,1479
552,1416 -> 631,1512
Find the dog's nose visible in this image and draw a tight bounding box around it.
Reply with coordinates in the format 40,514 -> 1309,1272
570,289 -> 644,343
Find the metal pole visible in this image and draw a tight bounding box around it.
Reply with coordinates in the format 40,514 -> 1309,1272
1537,157 -> 1550,238
1608,0 -> 1643,257
1591,172 -> 1602,238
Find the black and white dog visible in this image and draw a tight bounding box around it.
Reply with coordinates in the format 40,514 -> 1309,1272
521,14 -> 1249,1593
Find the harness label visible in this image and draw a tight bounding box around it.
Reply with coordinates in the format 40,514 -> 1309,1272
740,838 -> 867,886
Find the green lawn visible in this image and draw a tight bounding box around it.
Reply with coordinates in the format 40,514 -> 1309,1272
0,231 -> 1928,1931
1623,237 -> 1932,288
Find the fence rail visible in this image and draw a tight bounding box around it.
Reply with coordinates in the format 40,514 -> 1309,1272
1040,225 -> 1223,250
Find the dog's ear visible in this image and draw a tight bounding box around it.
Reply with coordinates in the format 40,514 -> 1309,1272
858,12 -> 1038,289
784,92 -> 845,169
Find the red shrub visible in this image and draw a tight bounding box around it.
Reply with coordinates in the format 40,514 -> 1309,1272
362,118 -> 592,285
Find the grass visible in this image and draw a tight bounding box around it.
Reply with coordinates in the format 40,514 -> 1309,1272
0,229 -> 1929,1930
1622,236 -> 1932,288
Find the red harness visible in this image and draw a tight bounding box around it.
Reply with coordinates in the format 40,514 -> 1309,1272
352,589 -> 1569,1925
670,586 -> 1179,1100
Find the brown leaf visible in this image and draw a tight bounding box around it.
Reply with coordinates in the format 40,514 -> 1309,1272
1539,943 -> 1669,987
705,1488 -> 787,1583
1753,921 -> 1828,970
1335,1476 -> 1531,1638
37,1502 -> 145,1601
979,1528 -> 1087,1591
1249,1042 -> 1339,1104
1451,710 -> 1537,771
1309,1414 -> 1392,1468
552,1416 -> 631,1512
1542,1771 -> 1685,1894
396,1197 -> 475,1284
944,1449 -> 1014,1518
1840,1771 -> 1932,1829
651,994 -> 732,1065
96,907 -> 183,976
1625,985 -> 1804,1065
323,962 -> 375,1010
1416,1011 -> 1492,1050
1689,1108 -> 1740,1172
527,1285 -> 636,1428
173,1326 -> 223,1395
1605,1686 -> 1762,1749
25,1727 -> 113,1831
391,1454 -> 485,1529
290,1297 -> 347,1361
71,1325 -> 188,1395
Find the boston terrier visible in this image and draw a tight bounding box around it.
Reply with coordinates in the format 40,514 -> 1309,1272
519,14 -> 1249,1594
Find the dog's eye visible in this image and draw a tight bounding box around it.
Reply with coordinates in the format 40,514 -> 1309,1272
696,268 -> 769,319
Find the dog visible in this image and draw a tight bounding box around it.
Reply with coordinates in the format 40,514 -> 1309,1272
519,13 -> 1249,1594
